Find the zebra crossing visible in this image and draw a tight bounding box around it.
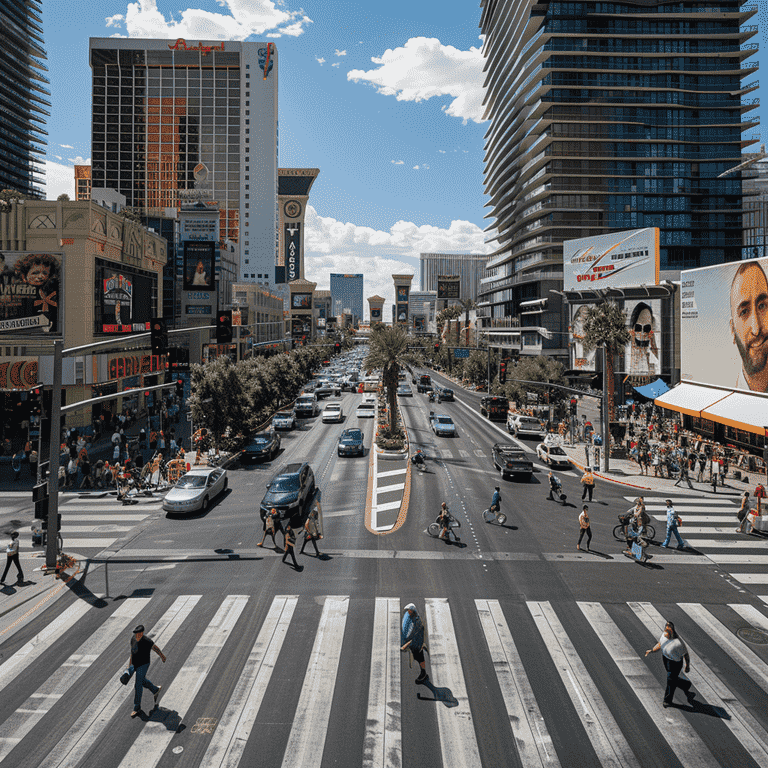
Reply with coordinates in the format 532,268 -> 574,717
2,593 -> 768,768
626,495 -> 768,599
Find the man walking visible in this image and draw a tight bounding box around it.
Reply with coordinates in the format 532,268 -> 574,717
281,525 -> 301,570
0,532 -> 24,586
300,506 -> 323,557
661,499 -> 685,550
401,603 -> 429,684
128,624 -> 166,718
645,621 -> 694,708
581,468 -> 595,502
577,505 -> 592,552
674,461 -> 693,489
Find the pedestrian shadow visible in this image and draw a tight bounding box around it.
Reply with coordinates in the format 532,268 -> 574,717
145,705 -> 184,731
317,553 -> 333,561
416,678 -> 459,708
674,698 -> 730,720
579,549 -> 614,560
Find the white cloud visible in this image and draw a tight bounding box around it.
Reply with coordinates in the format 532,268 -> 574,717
331,62 -> 340,68
422,164 -> 430,170
59,144 -> 74,150
316,57 -> 325,65
44,157 -> 91,200
391,160 -> 404,165
108,0 -> 311,39
438,149 -> 446,153
412,165 -> 419,170
347,36 -> 486,124
334,49 -> 347,57
303,205 -> 493,313
55,155 -> 63,160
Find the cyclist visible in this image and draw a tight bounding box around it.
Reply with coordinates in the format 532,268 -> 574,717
437,502 -> 451,540
411,449 -> 426,469
491,486 -> 502,516
547,471 -> 562,500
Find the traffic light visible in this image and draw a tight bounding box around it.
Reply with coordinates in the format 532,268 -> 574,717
176,379 -> 184,398
216,310 -> 233,343
499,361 -> 507,384
570,397 -> 577,415
150,317 -> 167,356
29,388 -> 41,417
334,342 -> 341,353
434,342 -> 440,353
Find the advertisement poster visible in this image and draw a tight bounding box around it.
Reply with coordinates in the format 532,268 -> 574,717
183,242 -> 215,291
285,223 -> 301,281
563,228 -> 659,291
96,260 -> 154,334
0,251 -> 63,334
396,285 -> 410,324
569,304 -> 597,372
437,276 -> 460,300
681,257 -> 768,392
370,307 -> 381,321
291,293 -> 312,310
623,298 -> 662,382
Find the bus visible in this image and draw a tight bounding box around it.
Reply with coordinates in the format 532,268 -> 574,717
480,395 -> 509,422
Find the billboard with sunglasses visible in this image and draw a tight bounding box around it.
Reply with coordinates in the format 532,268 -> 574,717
563,228 -> 659,292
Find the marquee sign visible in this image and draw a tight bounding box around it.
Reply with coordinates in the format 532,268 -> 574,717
108,354 -> 165,381
168,39 -> 225,55
285,223 -> 301,281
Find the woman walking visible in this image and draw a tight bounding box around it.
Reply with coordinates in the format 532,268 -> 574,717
736,491 -> 754,535
257,507 -> 283,550
0,532 -> 24,586
300,506 -> 322,557
645,621 -> 694,708
577,505 -> 592,552
281,525 -> 301,570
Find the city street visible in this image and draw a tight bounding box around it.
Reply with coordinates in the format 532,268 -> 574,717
1,385 -> 768,768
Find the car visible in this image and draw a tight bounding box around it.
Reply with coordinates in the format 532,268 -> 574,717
397,384 -> 413,397
295,393 -> 320,417
322,403 -> 344,423
163,467 -> 228,513
430,413 -> 456,437
417,374 -> 432,393
272,410 -> 296,430
356,401 -> 376,418
437,387 -> 454,402
338,428 -> 365,456
260,462 -> 316,521
314,380 -> 341,399
241,429 -> 281,462
507,413 -> 545,440
536,442 -> 572,469
492,443 -> 533,480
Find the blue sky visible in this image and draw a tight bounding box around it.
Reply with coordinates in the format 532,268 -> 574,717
42,0 -> 494,308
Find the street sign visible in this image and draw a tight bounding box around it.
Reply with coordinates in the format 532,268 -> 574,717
454,348 -> 470,358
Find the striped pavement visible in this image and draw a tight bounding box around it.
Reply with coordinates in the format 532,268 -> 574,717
2,593 -> 768,767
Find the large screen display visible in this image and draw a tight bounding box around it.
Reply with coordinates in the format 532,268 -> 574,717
292,293 -> 312,310
0,251 -> 63,334
681,257 -> 768,392
95,260 -> 154,334
437,276 -> 460,300
183,241 -> 215,291
563,228 -> 659,291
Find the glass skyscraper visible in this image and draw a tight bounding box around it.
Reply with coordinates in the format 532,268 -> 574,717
479,0 -> 758,340
329,273 -> 364,321
0,0 -> 49,197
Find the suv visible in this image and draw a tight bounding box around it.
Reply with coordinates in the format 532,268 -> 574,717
260,462 -> 316,521
507,413 -> 545,439
295,393 -> 319,417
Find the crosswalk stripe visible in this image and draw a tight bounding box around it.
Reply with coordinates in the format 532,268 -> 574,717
38,595 -> 201,768
425,598 -> 482,768
117,595 -> 249,768
0,601 -> 93,691
473,449 -> 486,458
652,515 -> 737,523
438,449 -> 453,459
680,539 -> 768,549
476,599 -> 559,767
678,604 -> 768,696
203,595 -> 298,768
728,603 -> 768,632
55,514 -> 150,522
377,468 -> 406,478
280,596 -> 349,768
0,597 -> 151,763
59,525 -> 136,533
458,450 -> 470,459
731,574 -> 768,584
579,602 -> 722,768
363,598 -> 401,768
527,601 -> 641,768
705,554 -> 768,565
643,504 -> 736,511
630,601 -> 768,766
666,526 -> 744,535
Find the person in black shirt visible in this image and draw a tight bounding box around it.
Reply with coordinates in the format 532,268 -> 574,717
128,624 -> 166,717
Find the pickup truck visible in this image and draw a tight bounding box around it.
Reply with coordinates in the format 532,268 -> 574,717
492,443 -> 533,480
417,375 -> 432,393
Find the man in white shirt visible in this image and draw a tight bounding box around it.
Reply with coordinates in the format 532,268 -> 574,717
0,532 -> 24,586
645,620 -> 694,707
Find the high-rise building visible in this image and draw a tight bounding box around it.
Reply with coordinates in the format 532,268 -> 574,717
88,38 -> 278,285
74,166 -> 92,201
419,253 -> 488,301
0,0 -> 49,197
330,273 -> 364,322
479,0 -> 759,353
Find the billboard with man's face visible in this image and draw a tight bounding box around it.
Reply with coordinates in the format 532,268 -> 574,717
682,257 -> 768,392
0,251 -> 63,334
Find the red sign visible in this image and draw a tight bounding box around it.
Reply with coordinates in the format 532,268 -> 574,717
109,354 -> 165,381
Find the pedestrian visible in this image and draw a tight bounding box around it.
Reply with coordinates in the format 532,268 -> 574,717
645,621 -> 694,708
581,467 -> 595,501
257,507 -> 283,550
28,448 -> 38,478
755,483 -> 766,516
711,469 -> 718,494
113,441 -> 121,463
0,532 -> 24,586
139,428 -> 147,449
12,450 -> 23,482
674,461 -> 693,489
300,505 -> 323,557
401,603 -> 429,684
79,452 -> 93,489
66,455 -> 78,489
577,505 -> 592,551
736,491 -> 754,535
661,499 -> 685,550
281,525 -> 301,569
127,624 -> 166,718
697,453 -> 706,483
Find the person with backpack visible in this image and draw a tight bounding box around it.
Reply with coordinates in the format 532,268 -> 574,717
401,603 -> 429,684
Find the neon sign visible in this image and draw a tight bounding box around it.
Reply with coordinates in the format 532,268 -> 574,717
168,39 -> 225,55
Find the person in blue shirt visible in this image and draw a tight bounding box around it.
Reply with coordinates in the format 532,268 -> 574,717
401,604 -> 429,684
661,499 -> 685,549
491,486 -> 501,514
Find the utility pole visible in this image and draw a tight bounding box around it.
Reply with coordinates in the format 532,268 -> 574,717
45,340 -> 62,569
602,344 -> 611,473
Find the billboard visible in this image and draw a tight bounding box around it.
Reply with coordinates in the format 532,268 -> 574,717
437,275 -> 460,300
291,293 -> 312,310
370,307 -> 382,321
570,304 -> 598,372
396,284 -> 410,324
0,251 -> 63,334
96,261 -> 154,334
563,228 -> 659,291
285,223 -> 301,281
183,242 -> 215,291
681,257 -> 768,392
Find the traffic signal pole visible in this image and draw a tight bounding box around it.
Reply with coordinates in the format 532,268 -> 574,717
45,340 -> 63,569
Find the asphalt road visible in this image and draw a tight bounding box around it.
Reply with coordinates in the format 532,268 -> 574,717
2,381 -> 768,768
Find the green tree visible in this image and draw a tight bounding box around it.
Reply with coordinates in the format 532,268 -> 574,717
0,189 -> 26,210
502,355 -> 566,405
581,301 -> 631,420
57,193 -> 70,201
463,349 -> 487,387
364,324 -> 415,434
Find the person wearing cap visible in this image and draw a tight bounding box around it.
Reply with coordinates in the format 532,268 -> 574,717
0,532 -> 24,586
128,624 -> 166,718
400,603 -> 429,684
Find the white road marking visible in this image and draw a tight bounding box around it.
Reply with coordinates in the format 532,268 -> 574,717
377,468 -> 406,478
376,483 -> 405,495
705,554 -> 768,565
731,574 -> 768,584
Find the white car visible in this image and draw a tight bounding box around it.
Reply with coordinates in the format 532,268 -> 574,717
507,413 -> 545,439
356,401 -> 376,418
163,468 -> 228,514
322,403 -> 344,423
536,442 -> 572,469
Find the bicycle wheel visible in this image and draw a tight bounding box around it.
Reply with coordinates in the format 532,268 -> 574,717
496,514 -> 507,526
427,522 -> 440,537
646,524 -> 656,540
612,524 -> 625,541
482,508 -> 495,523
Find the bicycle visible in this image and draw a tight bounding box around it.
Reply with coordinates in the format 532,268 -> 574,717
411,452 -> 428,473
428,512 -> 461,541
613,514 -> 656,542
482,506 -> 507,526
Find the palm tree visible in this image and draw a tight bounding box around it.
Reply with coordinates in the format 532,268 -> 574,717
581,301 -> 631,420
364,324 -> 415,434
460,298 -> 476,347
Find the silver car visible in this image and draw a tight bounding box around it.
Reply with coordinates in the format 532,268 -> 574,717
163,468 -> 228,514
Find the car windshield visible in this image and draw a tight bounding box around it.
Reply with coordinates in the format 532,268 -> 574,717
176,476 -> 207,489
326,405 -> 340,411
437,417 -> 453,425
342,430 -> 362,441
270,476 -> 300,492
358,404 -> 374,409
551,447 -> 566,456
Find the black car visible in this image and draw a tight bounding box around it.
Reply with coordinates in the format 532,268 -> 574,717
260,462 -> 316,521
241,430 -> 281,463
338,428 -> 365,456
437,388 -> 454,401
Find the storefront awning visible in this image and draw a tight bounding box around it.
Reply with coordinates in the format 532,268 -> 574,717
701,392 -> 768,436
634,378 -> 669,399
653,383 -> 731,418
